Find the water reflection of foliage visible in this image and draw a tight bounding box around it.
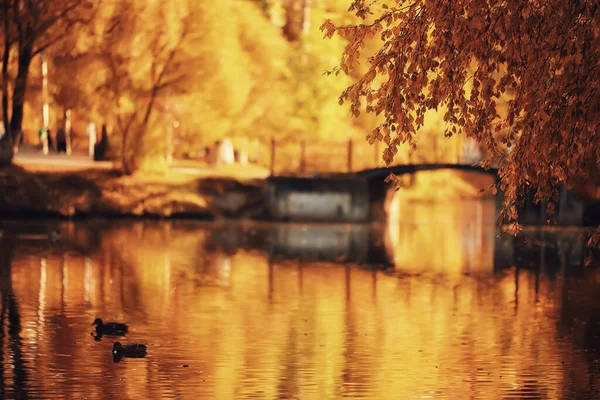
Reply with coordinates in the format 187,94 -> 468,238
0,239 -> 29,400
557,268 -> 600,398
2,221 -> 600,398
97,221 -> 248,307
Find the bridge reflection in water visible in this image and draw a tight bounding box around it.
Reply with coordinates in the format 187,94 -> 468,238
266,200 -> 584,276
385,198 -> 496,275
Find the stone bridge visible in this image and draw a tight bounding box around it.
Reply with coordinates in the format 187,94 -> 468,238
265,163 -> 589,227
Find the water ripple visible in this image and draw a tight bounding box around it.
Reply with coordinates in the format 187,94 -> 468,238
0,220 -> 596,399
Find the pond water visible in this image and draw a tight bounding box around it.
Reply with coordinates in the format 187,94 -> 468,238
0,201 -> 598,399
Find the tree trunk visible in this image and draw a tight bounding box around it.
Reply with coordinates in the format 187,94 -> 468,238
121,125 -> 134,174
10,42 -> 33,140
121,122 -> 146,175
118,108 -> 142,175
0,136 -> 13,166
121,89 -> 161,175
0,3 -> 13,166
282,0 -> 311,41
2,9 -> 10,137
282,0 -> 299,41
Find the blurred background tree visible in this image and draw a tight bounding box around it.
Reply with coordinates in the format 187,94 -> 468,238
1,0 -> 384,173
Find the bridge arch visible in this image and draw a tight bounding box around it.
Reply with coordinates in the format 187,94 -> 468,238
381,169 -> 498,273
367,167 -> 498,223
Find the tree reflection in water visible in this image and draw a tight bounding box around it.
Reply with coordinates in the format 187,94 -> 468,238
0,218 -> 597,399
0,238 -> 29,399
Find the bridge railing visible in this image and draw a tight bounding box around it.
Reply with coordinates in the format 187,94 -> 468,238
255,138 -> 385,175
190,136 -> 484,176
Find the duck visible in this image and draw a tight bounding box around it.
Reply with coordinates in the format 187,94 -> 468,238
92,318 -> 128,336
112,342 -> 147,362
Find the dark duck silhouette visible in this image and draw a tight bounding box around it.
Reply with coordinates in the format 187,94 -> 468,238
92,318 -> 128,338
112,342 -> 147,363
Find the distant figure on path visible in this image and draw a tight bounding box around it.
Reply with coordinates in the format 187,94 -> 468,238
38,127 -> 49,154
47,129 -> 54,151
94,124 -> 110,161
56,128 -> 67,153
87,122 -> 96,157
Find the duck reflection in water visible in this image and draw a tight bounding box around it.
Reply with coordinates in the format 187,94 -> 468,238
91,318 -> 128,341
112,342 -> 147,363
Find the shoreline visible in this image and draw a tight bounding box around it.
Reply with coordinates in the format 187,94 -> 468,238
0,165 -> 267,220
1,165 -> 599,230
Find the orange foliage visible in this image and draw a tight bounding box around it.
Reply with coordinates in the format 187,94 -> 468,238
322,0 -> 599,227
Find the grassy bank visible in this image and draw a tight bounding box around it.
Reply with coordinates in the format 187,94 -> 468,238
0,165 -> 267,219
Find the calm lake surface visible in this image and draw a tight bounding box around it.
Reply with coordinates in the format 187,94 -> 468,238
0,200 -> 598,399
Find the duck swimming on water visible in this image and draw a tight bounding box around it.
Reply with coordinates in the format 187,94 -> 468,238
112,342 -> 147,362
92,318 -> 128,336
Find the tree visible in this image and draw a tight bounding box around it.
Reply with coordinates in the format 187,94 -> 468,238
0,0 -> 94,163
91,0 -> 202,174
321,0 -> 599,230
0,0 -> 16,160
46,0 -> 297,170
